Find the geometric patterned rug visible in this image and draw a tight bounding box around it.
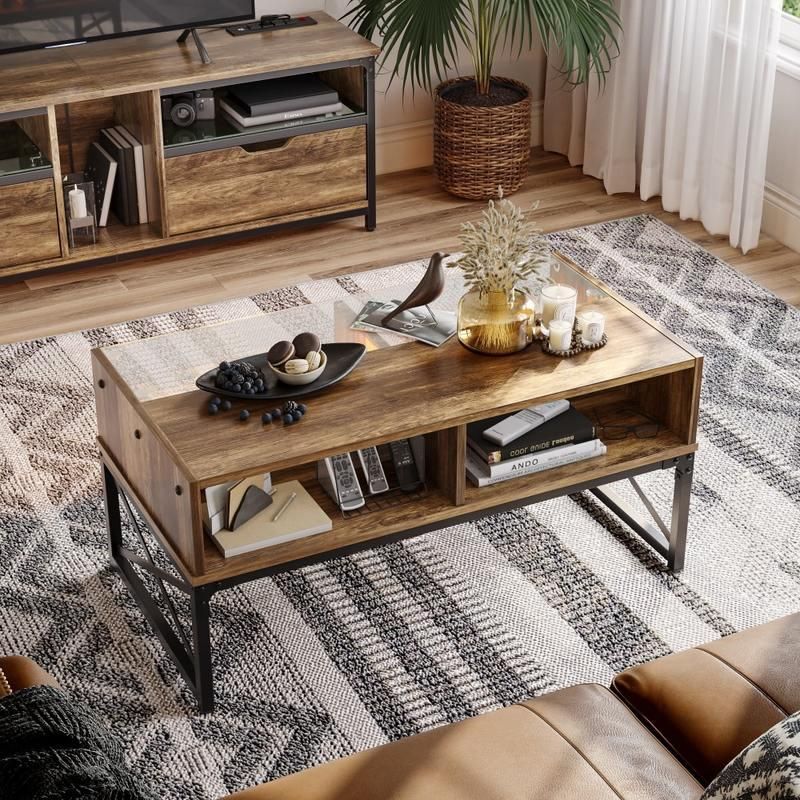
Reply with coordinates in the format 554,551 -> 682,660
1,214 -> 798,798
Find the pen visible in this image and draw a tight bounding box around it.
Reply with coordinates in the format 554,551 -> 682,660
272,491 -> 296,522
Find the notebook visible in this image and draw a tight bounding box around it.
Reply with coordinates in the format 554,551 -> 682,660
208,480 -> 332,558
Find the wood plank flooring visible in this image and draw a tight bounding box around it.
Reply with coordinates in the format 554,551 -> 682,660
2,148 -> 798,345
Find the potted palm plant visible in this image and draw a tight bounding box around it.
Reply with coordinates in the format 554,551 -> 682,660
344,0 -> 620,200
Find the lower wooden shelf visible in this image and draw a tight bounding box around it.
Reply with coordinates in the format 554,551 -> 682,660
196,423 -> 695,586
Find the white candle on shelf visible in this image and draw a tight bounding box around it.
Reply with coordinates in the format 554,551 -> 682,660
578,310 -> 606,345
541,284 -> 577,328
548,319 -> 572,352
68,185 -> 87,220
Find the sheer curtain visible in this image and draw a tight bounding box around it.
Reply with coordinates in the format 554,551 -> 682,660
543,0 -> 782,253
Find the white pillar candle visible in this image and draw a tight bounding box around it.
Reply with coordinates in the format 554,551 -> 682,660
548,319 -> 572,352
578,310 -> 606,345
68,185 -> 87,219
541,284 -> 577,328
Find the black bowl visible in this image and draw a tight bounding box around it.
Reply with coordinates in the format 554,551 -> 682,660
196,342 -> 366,401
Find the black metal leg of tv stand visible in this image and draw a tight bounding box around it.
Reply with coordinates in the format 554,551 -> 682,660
177,28 -> 212,65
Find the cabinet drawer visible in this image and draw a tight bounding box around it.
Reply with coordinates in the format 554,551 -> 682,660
0,179 -> 61,269
164,126 -> 367,236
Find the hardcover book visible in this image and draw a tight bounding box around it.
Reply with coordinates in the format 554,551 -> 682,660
83,143 -> 117,227
466,439 -> 607,487
208,480 -> 332,558
114,125 -> 147,224
99,128 -> 136,225
467,405 -> 596,464
228,74 -> 339,117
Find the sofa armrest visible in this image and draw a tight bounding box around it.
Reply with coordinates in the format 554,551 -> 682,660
0,656 -> 60,697
612,613 -> 800,786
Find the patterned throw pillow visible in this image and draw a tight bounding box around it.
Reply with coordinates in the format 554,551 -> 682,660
701,711 -> 800,799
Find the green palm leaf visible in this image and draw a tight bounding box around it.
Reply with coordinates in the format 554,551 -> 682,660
342,0 -> 620,95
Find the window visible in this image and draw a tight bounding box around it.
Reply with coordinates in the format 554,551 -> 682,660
781,1 -> 800,56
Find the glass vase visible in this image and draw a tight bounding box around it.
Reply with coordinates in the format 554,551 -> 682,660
457,289 -> 534,355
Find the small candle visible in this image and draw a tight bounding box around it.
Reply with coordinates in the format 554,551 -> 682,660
69,185 -> 87,220
548,319 -> 572,352
541,284 -> 577,328
578,310 -> 606,345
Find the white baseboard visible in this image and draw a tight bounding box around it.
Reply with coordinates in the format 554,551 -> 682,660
762,182 -> 800,253
376,99 -> 544,176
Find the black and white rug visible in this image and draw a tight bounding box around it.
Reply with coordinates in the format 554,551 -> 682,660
1,215 -> 798,799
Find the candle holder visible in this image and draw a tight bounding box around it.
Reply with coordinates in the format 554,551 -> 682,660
542,318 -> 608,358
63,179 -> 97,249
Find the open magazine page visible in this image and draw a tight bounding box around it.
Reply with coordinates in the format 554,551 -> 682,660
352,299 -> 457,347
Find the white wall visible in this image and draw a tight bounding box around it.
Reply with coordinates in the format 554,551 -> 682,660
256,1 -> 547,172
763,64 -> 800,252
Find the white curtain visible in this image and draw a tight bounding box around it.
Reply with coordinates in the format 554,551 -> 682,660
543,0 -> 782,253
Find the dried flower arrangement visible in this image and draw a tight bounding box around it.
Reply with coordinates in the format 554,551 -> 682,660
450,193 -> 551,298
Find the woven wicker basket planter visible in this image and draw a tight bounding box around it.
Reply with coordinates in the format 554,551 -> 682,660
434,76 -> 531,200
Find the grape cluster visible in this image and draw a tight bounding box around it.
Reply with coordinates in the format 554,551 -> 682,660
261,401 -> 307,426
214,360 -> 266,395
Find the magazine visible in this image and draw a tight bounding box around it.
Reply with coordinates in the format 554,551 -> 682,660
352,299 -> 457,347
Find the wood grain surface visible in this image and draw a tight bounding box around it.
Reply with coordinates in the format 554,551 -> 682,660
0,180 -> 61,268
164,126 -> 366,235
0,11 -> 379,115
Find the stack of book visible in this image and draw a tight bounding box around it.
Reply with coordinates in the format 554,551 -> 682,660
78,124 -> 148,227
466,404 -> 606,487
220,74 -> 345,132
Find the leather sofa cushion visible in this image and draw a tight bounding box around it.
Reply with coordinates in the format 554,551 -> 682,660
612,613 -> 800,786
228,684 -> 701,800
0,656 -> 59,695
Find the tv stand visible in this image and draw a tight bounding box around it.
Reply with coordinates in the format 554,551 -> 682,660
176,27 -> 212,65
0,11 -> 378,279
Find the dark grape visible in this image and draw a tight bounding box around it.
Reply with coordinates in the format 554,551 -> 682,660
221,400 -> 232,411
271,408 -> 281,419
291,410 -> 302,421
283,414 -> 293,425
208,403 -> 219,415
261,412 -> 272,424
239,409 -> 250,421
297,403 -> 307,413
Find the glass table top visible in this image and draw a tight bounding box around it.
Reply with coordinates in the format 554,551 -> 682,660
101,253 -> 611,403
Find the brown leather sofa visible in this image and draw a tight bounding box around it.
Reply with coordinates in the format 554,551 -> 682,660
3,612 -> 798,799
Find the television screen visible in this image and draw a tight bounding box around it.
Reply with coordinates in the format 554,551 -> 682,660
0,1 -> 255,55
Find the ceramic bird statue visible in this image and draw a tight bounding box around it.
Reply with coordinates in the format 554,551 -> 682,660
381,251 -> 448,328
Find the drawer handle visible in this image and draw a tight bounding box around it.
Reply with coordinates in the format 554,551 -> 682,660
237,138 -> 292,155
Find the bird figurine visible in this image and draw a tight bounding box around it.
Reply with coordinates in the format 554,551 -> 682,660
381,251 -> 448,328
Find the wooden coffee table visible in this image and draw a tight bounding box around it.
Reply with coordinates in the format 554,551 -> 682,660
92,254 -> 702,712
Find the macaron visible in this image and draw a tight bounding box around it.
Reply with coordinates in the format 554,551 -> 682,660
267,340 -> 295,367
305,350 -> 322,371
284,358 -> 310,375
292,332 -> 321,358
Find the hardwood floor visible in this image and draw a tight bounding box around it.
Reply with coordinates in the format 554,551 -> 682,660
2,148 -> 798,344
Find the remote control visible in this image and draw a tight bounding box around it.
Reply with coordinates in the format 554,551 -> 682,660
389,439 -> 422,492
357,447 -> 389,494
482,399 -> 570,446
329,453 -> 365,510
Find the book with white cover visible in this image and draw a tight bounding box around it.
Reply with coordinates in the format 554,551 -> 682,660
208,480 -> 331,558
220,96 -> 344,127
466,439 -> 606,487
83,142 -> 117,227
114,125 -> 147,224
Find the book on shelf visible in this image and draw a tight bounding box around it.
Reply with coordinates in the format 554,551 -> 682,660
99,127 -> 136,225
466,439 -> 607,487
113,125 -> 148,224
220,96 -> 344,127
228,74 -> 340,117
81,143 -> 117,227
468,405 -> 596,465
206,480 -> 332,558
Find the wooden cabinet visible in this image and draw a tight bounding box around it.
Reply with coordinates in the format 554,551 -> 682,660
0,11 -> 378,279
0,179 -> 61,269
165,127 -> 367,236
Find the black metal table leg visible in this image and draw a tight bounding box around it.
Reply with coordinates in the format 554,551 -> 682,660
364,58 -> 377,232
191,586 -> 215,714
590,454 -> 694,572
